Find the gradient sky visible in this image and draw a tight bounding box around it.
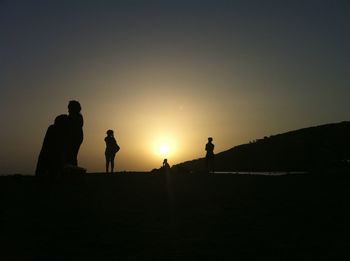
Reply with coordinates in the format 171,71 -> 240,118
1,0 -> 349,174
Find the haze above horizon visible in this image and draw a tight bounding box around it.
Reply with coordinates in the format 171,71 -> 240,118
1,0 -> 349,174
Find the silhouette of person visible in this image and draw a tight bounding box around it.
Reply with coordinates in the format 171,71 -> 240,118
205,137 -> 215,172
105,129 -> 120,173
66,100 -> 84,166
35,114 -> 69,178
162,158 -> 171,175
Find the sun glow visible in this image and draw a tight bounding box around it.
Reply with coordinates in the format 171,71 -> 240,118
159,144 -> 170,156
153,135 -> 177,159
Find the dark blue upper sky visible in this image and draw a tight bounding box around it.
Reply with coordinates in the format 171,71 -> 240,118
1,0 -> 349,173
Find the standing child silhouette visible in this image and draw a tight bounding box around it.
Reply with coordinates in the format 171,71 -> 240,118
105,129 -> 120,173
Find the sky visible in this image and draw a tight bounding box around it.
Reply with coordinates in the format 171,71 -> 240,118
1,0 -> 349,174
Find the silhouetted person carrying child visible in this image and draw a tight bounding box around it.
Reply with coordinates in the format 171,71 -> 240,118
36,114 -> 69,178
66,100 -> 84,166
105,129 -> 120,173
205,137 -> 215,172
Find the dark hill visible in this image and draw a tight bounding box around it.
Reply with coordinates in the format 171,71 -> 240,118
173,121 -> 350,172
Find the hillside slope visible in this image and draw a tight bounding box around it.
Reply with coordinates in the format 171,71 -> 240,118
173,121 -> 350,172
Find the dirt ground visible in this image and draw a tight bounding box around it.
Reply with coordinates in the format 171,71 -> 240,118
1,173 -> 349,260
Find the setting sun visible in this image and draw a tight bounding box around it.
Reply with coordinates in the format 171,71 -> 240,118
152,135 -> 177,160
1,0 -> 348,176
159,144 -> 170,157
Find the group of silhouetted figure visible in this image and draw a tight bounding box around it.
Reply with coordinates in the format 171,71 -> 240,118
36,100 -> 215,178
35,100 -> 84,177
150,137 -> 215,175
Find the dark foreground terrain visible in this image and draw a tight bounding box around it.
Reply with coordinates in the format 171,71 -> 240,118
1,173 -> 349,260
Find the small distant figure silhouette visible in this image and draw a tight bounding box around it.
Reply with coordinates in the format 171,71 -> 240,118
105,129 -> 120,173
205,137 -> 215,172
162,158 -> 171,175
36,114 -> 69,178
66,100 -> 84,166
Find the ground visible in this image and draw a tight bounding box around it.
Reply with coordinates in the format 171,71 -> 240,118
1,173 -> 349,260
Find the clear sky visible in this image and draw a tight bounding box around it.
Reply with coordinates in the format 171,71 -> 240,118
1,0 -> 349,174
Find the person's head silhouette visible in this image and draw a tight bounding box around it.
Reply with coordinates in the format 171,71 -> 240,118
106,129 -> 114,137
54,114 -> 68,126
68,100 -> 81,115
208,137 -> 213,142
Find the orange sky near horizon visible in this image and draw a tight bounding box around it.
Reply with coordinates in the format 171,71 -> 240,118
1,1 -> 349,174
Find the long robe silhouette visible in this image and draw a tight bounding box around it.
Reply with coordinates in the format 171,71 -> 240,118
35,115 -> 68,177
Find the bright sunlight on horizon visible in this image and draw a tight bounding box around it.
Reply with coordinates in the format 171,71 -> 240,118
1,1 -> 349,174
